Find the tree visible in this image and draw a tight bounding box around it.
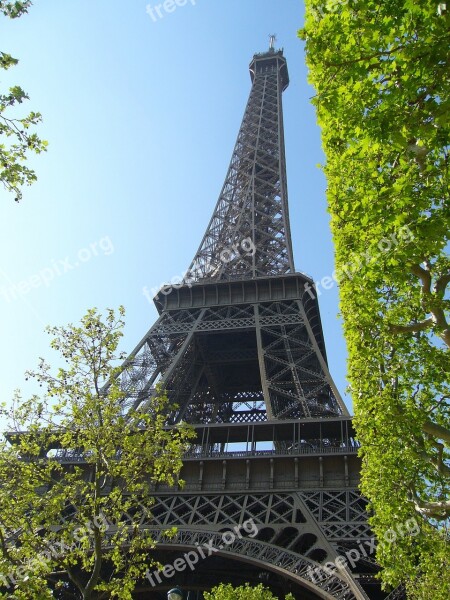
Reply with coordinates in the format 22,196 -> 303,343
0,307 -> 194,599
1,1 -> 47,202
203,583 -> 294,600
299,1 -> 449,598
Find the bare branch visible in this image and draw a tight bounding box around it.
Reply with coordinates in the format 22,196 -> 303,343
410,488 -> 450,519
323,45 -> 404,68
389,318 -> 433,335
83,525 -> 102,598
423,420 -> 450,446
411,263 -> 432,293
408,264 -> 450,347
435,272 -> 450,298
65,565 -> 86,597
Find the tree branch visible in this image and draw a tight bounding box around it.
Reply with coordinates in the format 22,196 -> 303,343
389,318 -> 433,335
65,565 -> 86,597
83,525 -> 102,599
434,272 -> 450,298
83,465 -> 103,599
410,487 -> 450,519
411,263 -> 432,293
423,420 -> 450,446
0,526 -> 18,565
408,264 -> 450,347
323,45 -> 404,68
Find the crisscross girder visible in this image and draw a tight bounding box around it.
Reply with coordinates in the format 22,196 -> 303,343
185,49 -> 295,283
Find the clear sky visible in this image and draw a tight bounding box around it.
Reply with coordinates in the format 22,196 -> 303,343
0,0 -> 352,414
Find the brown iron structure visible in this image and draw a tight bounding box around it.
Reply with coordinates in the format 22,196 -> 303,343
103,45 -> 392,600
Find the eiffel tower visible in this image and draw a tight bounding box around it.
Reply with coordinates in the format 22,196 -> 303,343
119,43 -> 388,600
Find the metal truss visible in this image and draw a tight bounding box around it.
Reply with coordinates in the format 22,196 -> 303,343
384,587 -> 406,600
144,491 -> 370,546
102,489 -> 371,599
141,528 -> 366,600
300,491 -> 372,541
110,298 -> 345,422
185,49 -> 294,283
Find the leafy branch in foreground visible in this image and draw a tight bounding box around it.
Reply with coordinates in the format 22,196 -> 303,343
300,1 -> 449,598
1,0 -> 47,202
0,307 -> 194,599
204,583 -> 295,600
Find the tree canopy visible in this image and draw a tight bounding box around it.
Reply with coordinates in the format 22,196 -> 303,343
0,0 -> 47,202
203,583 -> 294,600
0,307 -> 194,599
300,1 -> 449,597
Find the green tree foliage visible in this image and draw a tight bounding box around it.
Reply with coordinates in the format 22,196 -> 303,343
204,583 -> 294,600
0,1 -> 47,202
300,1 -> 449,597
0,307 -> 194,599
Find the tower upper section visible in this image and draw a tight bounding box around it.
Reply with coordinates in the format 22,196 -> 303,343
185,47 -> 295,283
249,47 -> 289,91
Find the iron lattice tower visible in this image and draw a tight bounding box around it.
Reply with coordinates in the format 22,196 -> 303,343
109,46 -> 390,599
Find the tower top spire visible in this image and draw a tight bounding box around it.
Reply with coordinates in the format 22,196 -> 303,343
269,34 -> 277,51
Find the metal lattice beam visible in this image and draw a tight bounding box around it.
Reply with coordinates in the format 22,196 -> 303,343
185,50 -> 294,283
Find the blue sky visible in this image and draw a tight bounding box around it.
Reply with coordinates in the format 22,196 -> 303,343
0,0 -> 352,413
